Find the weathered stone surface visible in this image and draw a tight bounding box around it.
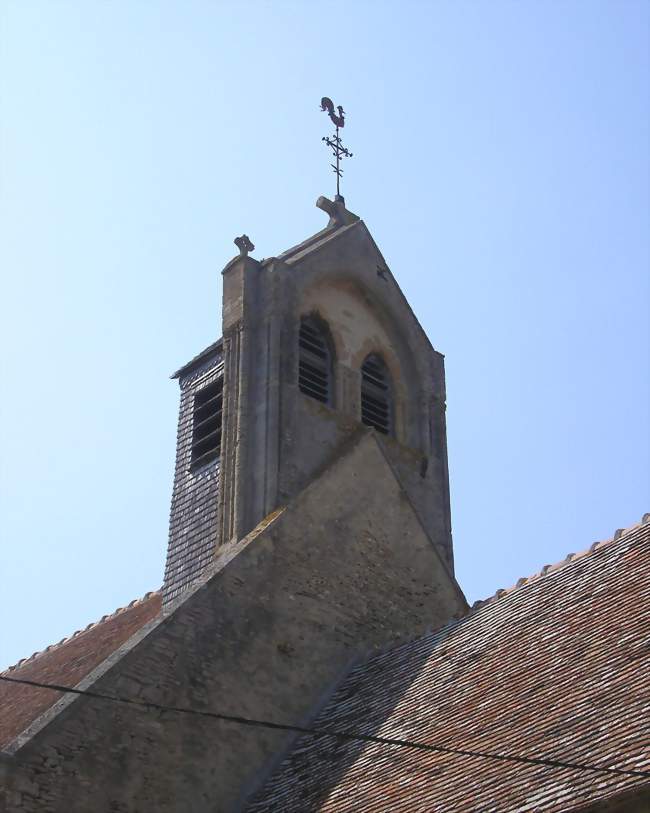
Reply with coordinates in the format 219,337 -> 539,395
217,202 -> 455,573
1,432 -> 465,812
164,201 -> 455,608
247,520 -> 650,813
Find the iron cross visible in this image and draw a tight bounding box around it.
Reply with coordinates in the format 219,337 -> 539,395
321,97 -> 353,199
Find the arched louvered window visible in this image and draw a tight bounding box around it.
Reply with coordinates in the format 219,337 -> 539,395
298,318 -> 332,405
361,354 -> 392,435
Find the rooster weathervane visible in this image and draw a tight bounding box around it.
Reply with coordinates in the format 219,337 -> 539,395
321,97 -> 353,200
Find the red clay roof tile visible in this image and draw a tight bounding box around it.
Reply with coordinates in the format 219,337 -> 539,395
247,519 -> 650,812
0,591 -> 161,750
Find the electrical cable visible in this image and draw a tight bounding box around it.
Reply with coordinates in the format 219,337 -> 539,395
2,674 -> 649,779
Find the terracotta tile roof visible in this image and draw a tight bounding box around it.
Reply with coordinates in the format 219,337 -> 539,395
0,591 -> 161,750
248,518 -> 650,812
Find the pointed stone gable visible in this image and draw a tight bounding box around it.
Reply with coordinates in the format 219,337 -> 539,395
159,197 -> 454,609
2,432 -> 465,813
216,200 -> 453,580
5,194 -> 639,813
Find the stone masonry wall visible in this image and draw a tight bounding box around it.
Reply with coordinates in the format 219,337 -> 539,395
2,433 -> 466,813
218,213 -> 455,571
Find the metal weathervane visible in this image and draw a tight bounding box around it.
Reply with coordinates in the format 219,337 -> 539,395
320,97 -> 353,199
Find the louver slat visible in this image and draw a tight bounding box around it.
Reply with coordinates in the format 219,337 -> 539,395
361,356 -> 391,435
190,378 -> 223,469
298,320 -> 331,405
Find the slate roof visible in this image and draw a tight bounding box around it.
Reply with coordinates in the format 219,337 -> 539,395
0,591 -> 161,750
164,351 -> 224,604
247,518 -> 650,813
171,338 -> 223,380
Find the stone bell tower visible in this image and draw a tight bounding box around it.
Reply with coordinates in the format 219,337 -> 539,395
20,195 -> 465,811
219,195 -> 454,553
163,195 -> 454,606
2,98 -> 468,812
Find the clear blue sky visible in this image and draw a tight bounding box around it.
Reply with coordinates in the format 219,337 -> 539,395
1,1 -> 648,670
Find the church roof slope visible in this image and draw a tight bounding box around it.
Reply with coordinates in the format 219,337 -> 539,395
171,338 -> 223,380
0,591 -> 161,750
247,518 -> 650,812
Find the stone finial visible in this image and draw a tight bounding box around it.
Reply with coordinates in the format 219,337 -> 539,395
316,195 -> 360,229
234,234 -> 255,257
316,195 -> 341,222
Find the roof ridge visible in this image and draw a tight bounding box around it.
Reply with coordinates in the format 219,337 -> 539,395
2,589 -> 161,675
469,513 -> 650,612
171,338 -> 223,380
278,220 -> 361,266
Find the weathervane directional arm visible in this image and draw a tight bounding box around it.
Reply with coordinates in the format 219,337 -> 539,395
320,96 -> 353,199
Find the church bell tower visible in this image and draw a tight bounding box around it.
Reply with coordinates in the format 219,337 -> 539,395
163,193 -> 454,606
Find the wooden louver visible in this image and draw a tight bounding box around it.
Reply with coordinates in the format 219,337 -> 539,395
190,378 -> 223,469
298,320 -> 331,404
361,355 -> 391,435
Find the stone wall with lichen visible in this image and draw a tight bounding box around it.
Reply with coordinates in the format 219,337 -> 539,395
1,433 -> 464,813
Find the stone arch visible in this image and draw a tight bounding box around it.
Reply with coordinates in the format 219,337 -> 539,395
298,274 -> 428,448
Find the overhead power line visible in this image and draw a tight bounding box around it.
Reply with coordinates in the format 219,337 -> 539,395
2,674 -> 648,779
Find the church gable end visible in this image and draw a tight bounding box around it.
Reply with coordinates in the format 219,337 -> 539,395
2,432 -> 465,813
1,192 -> 646,813
157,196 -> 455,609
213,198 -> 454,583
